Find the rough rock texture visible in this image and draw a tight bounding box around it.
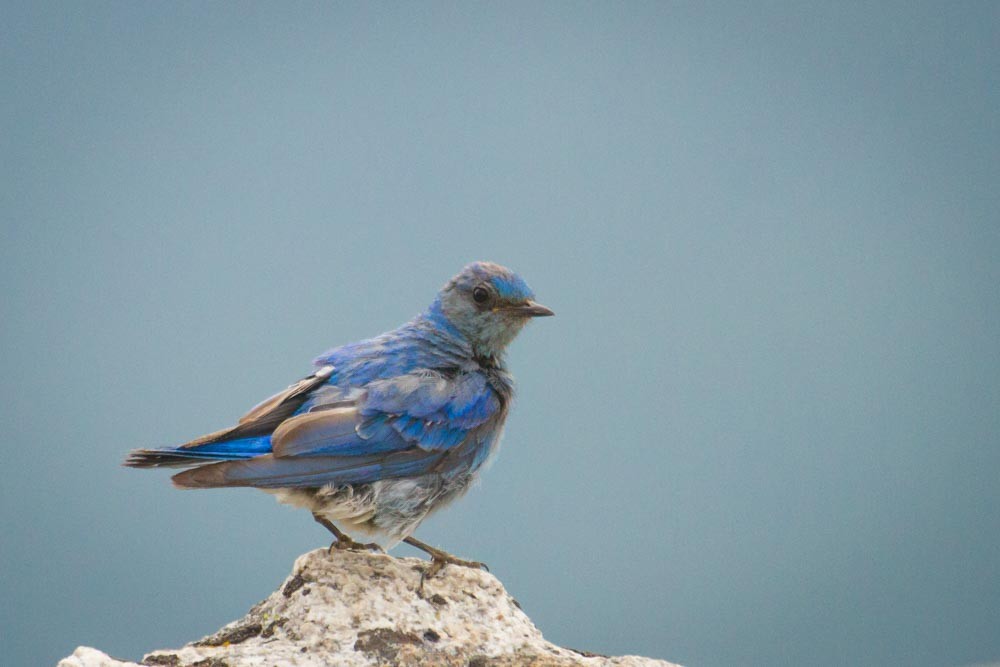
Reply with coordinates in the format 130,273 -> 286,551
59,549 -> 679,667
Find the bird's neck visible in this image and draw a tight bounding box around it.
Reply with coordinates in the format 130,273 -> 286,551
419,298 -> 508,366
422,297 -> 464,341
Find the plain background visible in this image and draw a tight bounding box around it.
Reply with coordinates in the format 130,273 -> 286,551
2,3 -> 998,666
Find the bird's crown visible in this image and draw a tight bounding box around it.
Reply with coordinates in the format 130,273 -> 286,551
447,261 -> 536,303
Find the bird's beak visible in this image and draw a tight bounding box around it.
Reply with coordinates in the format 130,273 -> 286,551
508,300 -> 555,317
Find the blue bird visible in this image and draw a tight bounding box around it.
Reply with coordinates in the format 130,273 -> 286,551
126,261 -> 553,575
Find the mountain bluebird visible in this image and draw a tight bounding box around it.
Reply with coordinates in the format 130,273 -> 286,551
126,261 -> 553,575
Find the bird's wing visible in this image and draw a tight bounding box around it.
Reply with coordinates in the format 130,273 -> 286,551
123,367 -> 337,468
180,365 -> 336,448
170,447 -> 441,489
170,371 -> 502,489
272,370 -> 500,457
238,366 -> 335,424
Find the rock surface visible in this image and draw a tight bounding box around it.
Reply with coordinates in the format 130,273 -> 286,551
59,548 -> 679,666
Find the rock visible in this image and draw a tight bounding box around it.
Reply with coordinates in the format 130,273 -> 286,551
58,549 -> 679,666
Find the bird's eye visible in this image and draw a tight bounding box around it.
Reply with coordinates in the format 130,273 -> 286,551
472,286 -> 490,304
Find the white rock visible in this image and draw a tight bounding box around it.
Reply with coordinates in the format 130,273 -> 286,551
60,549 -> 679,666
57,646 -> 140,667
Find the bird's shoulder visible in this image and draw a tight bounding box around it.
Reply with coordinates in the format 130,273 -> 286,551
313,320 -> 474,386
469,355 -> 515,410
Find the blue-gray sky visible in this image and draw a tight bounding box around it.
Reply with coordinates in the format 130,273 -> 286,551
2,3 -> 998,666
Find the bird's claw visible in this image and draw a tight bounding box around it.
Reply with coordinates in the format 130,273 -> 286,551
430,554 -> 488,576
402,535 -> 489,595
328,538 -> 384,554
416,554 -> 487,595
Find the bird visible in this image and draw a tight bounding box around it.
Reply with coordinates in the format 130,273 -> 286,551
125,261 -> 553,576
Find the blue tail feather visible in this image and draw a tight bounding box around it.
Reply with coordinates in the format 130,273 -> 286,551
124,436 -> 272,468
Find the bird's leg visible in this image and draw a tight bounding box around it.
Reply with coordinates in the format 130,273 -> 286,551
403,536 -> 488,582
312,513 -> 383,553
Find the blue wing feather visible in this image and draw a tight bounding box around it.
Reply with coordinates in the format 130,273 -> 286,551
172,449 -> 445,488
167,369 -> 501,488
363,372 -> 500,451
176,436 -> 273,459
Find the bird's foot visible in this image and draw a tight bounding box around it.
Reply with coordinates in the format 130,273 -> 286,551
415,549 -> 488,596
327,536 -> 384,554
423,550 -> 489,579
402,536 -> 488,595
313,513 -> 383,554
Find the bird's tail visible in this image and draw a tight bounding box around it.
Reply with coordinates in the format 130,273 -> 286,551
123,435 -> 272,469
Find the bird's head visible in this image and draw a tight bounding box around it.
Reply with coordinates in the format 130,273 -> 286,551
434,261 -> 553,358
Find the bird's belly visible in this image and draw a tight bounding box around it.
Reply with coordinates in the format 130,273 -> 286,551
265,472 -> 479,546
266,486 -> 378,535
